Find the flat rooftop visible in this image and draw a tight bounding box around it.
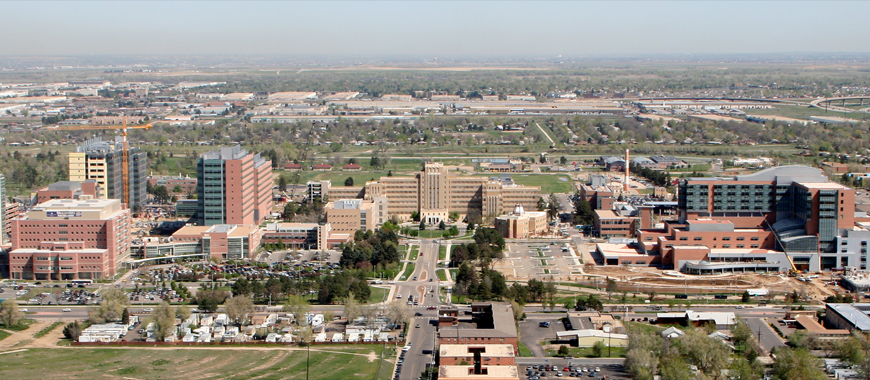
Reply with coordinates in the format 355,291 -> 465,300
439,365 -> 519,380
799,182 -> 850,190
440,344 -> 514,358
827,303 -> 870,331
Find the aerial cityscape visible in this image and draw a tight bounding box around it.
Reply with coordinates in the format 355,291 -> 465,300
2,1 -> 870,380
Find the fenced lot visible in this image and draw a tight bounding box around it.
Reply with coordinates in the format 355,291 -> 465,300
0,345 -> 394,380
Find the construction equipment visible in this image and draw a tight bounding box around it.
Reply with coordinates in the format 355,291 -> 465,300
56,117 -> 152,207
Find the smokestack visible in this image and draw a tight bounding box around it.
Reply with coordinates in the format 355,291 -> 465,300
624,149 -> 630,192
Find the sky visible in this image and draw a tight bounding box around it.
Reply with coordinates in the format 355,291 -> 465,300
3,1 -> 869,57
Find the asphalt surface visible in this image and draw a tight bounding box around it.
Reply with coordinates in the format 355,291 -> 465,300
397,239 -> 443,380
744,317 -> 787,353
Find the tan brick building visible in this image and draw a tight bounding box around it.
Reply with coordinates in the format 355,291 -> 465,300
310,163 -> 540,224
324,197 -> 388,234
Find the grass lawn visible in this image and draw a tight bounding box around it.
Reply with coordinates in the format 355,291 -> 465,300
449,269 -> 458,279
398,245 -> 408,260
368,286 -> 389,304
0,346 -> 392,380
417,229 -> 447,238
408,246 -> 419,261
0,329 -> 11,341
437,269 -> 448,281
15,287 -> 56,301
624,321 -> 666,335
439,246 -> 447,260
400,263 -> 416,281
473,173 -> 574,193
547,346 -> 626,358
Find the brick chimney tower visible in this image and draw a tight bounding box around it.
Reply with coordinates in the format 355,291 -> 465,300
624,149 -> 630,192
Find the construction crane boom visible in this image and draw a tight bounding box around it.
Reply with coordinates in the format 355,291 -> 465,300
56,118 -> 152,208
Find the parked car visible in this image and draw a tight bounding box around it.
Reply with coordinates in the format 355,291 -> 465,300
62,308 -> 72,312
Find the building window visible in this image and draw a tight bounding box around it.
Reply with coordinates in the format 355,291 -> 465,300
723,244 -> 730,248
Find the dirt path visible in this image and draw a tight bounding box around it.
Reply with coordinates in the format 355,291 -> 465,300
0,321 -> 50,350
29,323 -> 66,348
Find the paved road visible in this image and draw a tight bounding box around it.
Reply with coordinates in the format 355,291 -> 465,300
398,238 -> 443,380
744,317 -> 786,353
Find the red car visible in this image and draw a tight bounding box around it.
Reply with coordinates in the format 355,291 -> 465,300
426,306 -> 436,310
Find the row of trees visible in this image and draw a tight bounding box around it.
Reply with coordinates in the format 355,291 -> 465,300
626,318 -> 765,380
339,224 -> 401,270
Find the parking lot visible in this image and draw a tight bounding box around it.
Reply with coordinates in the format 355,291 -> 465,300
1,283 -> 101,306
518,313 -> 569,357
496,242 -> 581,281
518,362 -> 629,380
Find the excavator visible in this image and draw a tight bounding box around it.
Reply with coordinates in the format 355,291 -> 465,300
56,117 -> 152,207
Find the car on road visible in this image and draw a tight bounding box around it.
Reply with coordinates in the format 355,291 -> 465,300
21,308 -> 27,312
414,312 -> 422,316
396,294 -> 402,298
426,306 -> 436,310
62,308 -> 71,312
415,324 -> 420,328
539,321 -> 550,328
143,308 -> 154,312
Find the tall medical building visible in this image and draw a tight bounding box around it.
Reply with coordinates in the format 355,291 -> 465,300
195,146 -> 272,226
69,137 -> 147,211
309,162 -> 541,224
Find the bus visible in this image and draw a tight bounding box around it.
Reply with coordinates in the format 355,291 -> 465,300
71,279 -> 93,286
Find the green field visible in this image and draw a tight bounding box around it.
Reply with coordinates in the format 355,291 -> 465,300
518,340 -> 534,357
478,173 -> 574,193
0,330 -> 11,341
0,346 -> 393,380
400,263 -> 416,281
437,269 -> 448,281
408,246 -> 419,261
625,321 -> 666,335
416,229 -> 446,238
368,287 -> 389,304
547,346 -> 626,358
398,245 -> 408,260
438,246 -> 447,260
15,287 -> 56,301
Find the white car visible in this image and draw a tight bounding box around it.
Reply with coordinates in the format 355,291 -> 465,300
143,308 -> 154,312
62,308 -> 72,312
402,345 -> 411,352
396,294 -> 402,299
21,308 -> 28,312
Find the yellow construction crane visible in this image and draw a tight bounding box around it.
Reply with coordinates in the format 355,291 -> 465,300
56,118 -> 152,207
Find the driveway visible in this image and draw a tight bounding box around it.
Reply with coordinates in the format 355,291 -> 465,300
744,317 -> 786,353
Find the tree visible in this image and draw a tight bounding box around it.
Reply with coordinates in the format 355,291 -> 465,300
560,156 -> 568,165
385,300 -> 412,327
742,290 -> 751,303
509,300 -> 525,321
176,305 -> 192,321
150,301 -> 176,341
449,211 -> 460,221
558,345 -> 570,357
592,340 -> 606,357
63,321 -> 83,341
438,220 -> 447,230
121,308 -> 130,325
343,292 -> 360,322
467,220 -> 475,231
572,195 -> 594,226
152,185 -> 170,203
838,331 -> 870,379
89,288 -> 130,323
681,327 -> 730,378
772,347 -> 826,380
225,295 -> 254,326
295,325 -> 314,346
419,221 -> 426,230
605,278 -> 617,300
370,156 -> 382,169
659,356 -> 694,380
728,357 -> 763,380
788,330 -> 813,349
283,295 -> 312,325
0,299 -> 24,327
344,177 -> 354,187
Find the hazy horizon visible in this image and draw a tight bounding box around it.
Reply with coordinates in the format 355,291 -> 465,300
3,1 -> 869,58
